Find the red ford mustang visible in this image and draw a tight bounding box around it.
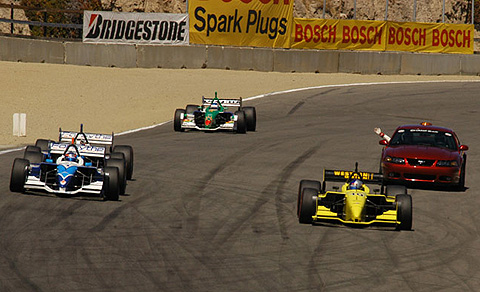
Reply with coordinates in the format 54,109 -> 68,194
379,122 -> 468,189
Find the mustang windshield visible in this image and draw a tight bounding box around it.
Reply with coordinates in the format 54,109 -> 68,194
390,129 -> 457,150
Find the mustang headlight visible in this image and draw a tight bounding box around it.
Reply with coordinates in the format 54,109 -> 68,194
384,156 -> 405,164
436,160 -> 458,167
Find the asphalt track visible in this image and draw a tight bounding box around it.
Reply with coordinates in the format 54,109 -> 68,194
0,81 -> 479,291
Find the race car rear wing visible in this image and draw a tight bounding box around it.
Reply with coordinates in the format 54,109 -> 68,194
59,125 -> 113,147
49,142 -> 106,158
202,96 -> 242,108
323,169 -> 384,185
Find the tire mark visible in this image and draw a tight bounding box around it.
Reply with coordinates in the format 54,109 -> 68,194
287,89 -> 339,116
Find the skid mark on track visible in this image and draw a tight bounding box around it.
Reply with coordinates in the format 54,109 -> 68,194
287,89 -> 339,116
181,146 -> 255,238
89,194 -> 150,232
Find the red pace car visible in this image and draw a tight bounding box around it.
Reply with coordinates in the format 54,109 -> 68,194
379,122 -> 468,188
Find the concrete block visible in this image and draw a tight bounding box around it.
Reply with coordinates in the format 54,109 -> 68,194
0,36 -> 64,63
137,45 -> 207,69
401,53 -> 461,75
65,42 -> 137,68
273,49 -> 339,73
206,46 -> 273,72
460,54 -> 480,75
339,51 -> 401,75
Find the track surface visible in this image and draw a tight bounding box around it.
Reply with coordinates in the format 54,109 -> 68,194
0,82 -> 479,291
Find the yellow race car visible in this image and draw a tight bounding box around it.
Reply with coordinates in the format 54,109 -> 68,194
297,163 -> 412,230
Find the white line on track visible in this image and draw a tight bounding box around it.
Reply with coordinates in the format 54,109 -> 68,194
2,79 -> 480,155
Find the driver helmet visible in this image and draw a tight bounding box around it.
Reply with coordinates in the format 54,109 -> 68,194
65,151 -> 78,162
348,179 -> 363,190
210,101 -> 219,109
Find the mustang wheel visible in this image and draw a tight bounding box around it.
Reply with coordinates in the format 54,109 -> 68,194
10,158 -> 29,193
24,151 -> 43,164
457,154 -> 466,190
113,145 -> 134,180
235,111 -> 247,134
297,180 -> 321,217
174,109 -> 185,132
242,106 -> 257,131
106,156 -> 127,196
299,188 -> 317,224
396,194 -> 412,230
103,166 -> 120,201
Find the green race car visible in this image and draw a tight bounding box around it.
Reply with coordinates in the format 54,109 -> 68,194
174,92 -> 256,133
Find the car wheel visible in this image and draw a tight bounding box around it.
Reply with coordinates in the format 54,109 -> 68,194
235,111 -> 247,134
106,156 -> 126,196
242,106 -> 256,131
25,145 -> 41,154
186,104 -> 199,114
10,158 -> 29,193
299,188 -> 317,224
35,139 -> 52,152
174,109 -> 185,132
297,180 -> 321,217
396,194 -> 412,230
24,151 -> 44,164
113,145 -> 134,180
103,166 -> 120,201
386,185 -> 407,196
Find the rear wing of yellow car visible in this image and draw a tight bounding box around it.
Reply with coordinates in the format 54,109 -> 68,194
323,169 -> 384,185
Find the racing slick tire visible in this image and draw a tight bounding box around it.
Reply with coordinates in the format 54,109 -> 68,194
24,151 -> 44,164
174,109 -> 185,132
25,145 -> 41,154
103,166 -> 120,201
298,188 -> 317,224
10,158 -> 29,193
386,185 -> 407,196
186,104 -> 199,114
113,145 -> 134,180
297,180 -> 321,217
395,194 -> 412,231
106,156 -> 127,196
235,111 -> 247,134
35,139 -> 52,152
242,106 -> 257,132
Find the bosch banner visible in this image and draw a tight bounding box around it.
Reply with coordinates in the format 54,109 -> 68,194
292,19 -> 387,51
83,11 -> 189,45
386,22 -> 473,54
189,0 -> 293,48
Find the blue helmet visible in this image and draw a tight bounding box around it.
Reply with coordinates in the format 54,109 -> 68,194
348,179 -> 363,190
65,151 -> 78,162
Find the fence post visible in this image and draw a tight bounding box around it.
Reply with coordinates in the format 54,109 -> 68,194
10,3 -> 14,34
385,0 -> 389,20
43,11 -> 47,36
413,0 -> 417,21
473,0 -> 475,24
322,0 -> 326,18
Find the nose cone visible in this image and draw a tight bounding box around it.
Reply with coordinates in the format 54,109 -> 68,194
344,192 -> 367,222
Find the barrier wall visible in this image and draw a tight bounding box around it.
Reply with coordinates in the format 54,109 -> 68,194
0,36 -> 478,75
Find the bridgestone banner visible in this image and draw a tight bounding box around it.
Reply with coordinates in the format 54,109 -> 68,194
189,0 -> 294,48
83,11 -> 189,45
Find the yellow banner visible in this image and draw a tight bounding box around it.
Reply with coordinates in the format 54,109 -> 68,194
292,19 -> 387,51
386,22 -> 473,54
189,0 -> 293,48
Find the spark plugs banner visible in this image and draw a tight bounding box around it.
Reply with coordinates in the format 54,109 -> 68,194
189,0 -> 293,48
292,18 -> 473,54
83,11 -> 189,45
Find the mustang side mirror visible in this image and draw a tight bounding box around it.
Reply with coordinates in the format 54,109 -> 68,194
379,140 -> 389,146
459,145 -> 469,151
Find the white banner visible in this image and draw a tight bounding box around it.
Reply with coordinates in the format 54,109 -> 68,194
83,11 -> 189,45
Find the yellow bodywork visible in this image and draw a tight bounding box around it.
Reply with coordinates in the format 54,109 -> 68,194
313,183 -> 400,226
